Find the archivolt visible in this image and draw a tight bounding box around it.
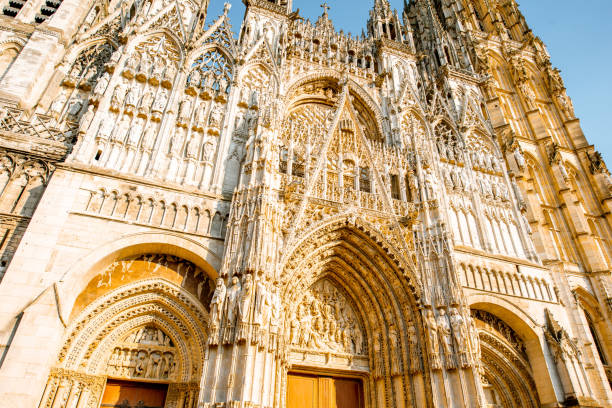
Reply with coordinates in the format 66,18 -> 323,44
57,278 -> 208,382
280,216 -> 427,407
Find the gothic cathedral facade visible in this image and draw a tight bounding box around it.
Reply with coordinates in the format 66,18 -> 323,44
0,0 -> 610,406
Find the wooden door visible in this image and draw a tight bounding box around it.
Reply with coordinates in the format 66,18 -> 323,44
101,380 -> 168,408
287,373 -> 364,408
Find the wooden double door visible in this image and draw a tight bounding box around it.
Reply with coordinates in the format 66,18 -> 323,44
101,380 -> 168,408
287,373 -> 364,408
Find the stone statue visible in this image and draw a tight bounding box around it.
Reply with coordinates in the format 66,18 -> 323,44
437,308 -> 455,369
210,278 -> 227,327
450,308 -> 470,368
424,309 -> 441,369
126,117 -> 144,147
224,276 -> 241,330
93,72 -> 110,96
239,274 -> 254,324
152,89 -> 168,113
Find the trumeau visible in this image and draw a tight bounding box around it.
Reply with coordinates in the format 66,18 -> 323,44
0,0 -> 610,407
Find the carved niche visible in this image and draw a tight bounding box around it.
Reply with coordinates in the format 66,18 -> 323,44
106,325 -> 177,381
288,278 -> 366,356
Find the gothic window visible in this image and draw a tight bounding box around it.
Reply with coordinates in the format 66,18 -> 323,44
584,310 -> 609,366
189,49 -> 233,94
359,167 -> 371,193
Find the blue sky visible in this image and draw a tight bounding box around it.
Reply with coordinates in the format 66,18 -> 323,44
206,0 -> 612,164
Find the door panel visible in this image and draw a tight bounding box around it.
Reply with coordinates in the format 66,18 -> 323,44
287,373 -> 363,408
101,380 -> 168,408
287,374 -> 318,408
333,378 -> 363,408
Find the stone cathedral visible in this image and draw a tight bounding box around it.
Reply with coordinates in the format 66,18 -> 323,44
0,0 -> 612,406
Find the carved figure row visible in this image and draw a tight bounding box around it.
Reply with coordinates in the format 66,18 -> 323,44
461,263 -> 556,303
209,273 -> 282,347
424,307 -> 481,370
107,347 -> 176,380
84,188 -> 228,238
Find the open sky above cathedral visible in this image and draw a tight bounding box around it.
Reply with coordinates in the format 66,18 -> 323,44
207,0 -> 612,164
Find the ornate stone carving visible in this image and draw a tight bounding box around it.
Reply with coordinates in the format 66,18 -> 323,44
289,279 -> 366,356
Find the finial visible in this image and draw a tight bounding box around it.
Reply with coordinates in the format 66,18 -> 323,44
321,2 -> 330,15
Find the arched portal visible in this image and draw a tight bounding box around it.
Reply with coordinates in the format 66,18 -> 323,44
281,217 -> 427,408
38,254 -> 214,408
471,309 -> 540,407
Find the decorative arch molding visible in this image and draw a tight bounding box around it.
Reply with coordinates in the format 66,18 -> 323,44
479,334 -> 541,408
63,36 -> 121,66
56,232 -> 221,324
39,278 -> 208,408
185,43 -> 236,73
279,216 -> 427,408
469,295 -> 560,405
280,215 -> 422,300
58,278 -> 208,377
237,61 -> 279,92
127,29 -> 186,63
282,71 -> 385,138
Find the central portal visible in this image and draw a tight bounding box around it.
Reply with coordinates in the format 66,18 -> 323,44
287,373 -> 364,408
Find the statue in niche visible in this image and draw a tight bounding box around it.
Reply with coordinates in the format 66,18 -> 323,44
152,89 -> 168,114
202,142 -> 215,162
468,315 -> 481,366
79,105 -> 96,133
407,321 -> 421,373
437,309 -> 455,369
137,52 -> 152,79
288,310 -> 300,345
269,285 -> 281,335
210,278 -> 226,328
185,134 -> 200,159
389,325 -> 402,375
108,45 -> 124,68
151,57 -> 165,82
189,69 -> 202,89
168,127 -> 186,157
514,146 -> 526,171
223,276 -> 241,342
97,113 -> 115,141
127,117 -> 144,147
124,52 -> 140,74
163,63 -> 177,86
178,99 -> 192,124
209,104 -> 224,131
49,93 -> 67,118
139,90 -> 154,115
111,80 -> 128,111
93,72 -> 110,98
125,86 -> 140,113
238,274 -> 254,324
113,115 -> 131,143
450,308 -> 471,368
424,309 -> 441,369
141,124 -> 158,151
253,272 -> 270,327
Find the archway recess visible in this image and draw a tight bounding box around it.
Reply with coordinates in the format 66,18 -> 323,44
280,217 -> 427,408
38,253 -> 214,408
